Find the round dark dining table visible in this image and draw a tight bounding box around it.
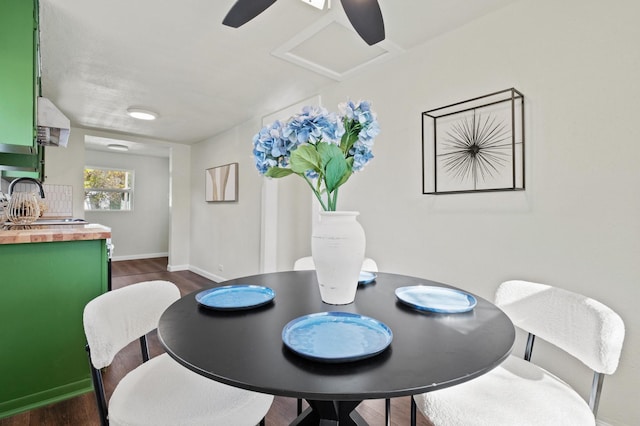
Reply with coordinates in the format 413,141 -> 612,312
158,271 -> 515,425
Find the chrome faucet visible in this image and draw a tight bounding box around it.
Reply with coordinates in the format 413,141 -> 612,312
8,177 -> 45,198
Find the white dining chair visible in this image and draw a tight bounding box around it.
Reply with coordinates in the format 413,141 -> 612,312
293,256 -> 379,272
412,280 -> 625,426
83,280 -> 273,426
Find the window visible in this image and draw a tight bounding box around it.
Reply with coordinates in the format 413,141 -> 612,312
84,167 -> 134,211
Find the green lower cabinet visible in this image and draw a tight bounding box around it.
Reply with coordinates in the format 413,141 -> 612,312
0,239 -> 108,418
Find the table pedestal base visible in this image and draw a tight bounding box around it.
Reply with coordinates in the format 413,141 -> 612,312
290,400 -> 367,426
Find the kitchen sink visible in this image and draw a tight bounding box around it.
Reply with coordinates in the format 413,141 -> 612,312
4,218 -> 89,226
33,218 -> 89,225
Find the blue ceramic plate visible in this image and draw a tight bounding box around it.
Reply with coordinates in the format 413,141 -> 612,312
282,312 -> 393,363
395,285 -> 477,313
358,271 -> 377,285
196,285 -> 275,310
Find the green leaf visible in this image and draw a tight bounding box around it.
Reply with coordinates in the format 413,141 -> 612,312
317,142 -> 344,168
340,128 -> 360,154
265,167 -> 294,178
325,155 -> 349,193
334,158 -> 354,188
290,145 -> 321,174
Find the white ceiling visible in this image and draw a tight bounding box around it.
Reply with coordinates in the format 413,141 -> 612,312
39,0 -> 519,153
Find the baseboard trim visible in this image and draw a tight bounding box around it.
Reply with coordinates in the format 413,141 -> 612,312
167,264 -> 189,272
110,258 -> 227,282
596,420 -> 614,426
188,265 -> 227,283
112,252 -> 168,262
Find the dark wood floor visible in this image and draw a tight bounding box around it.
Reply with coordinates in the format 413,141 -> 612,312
0,258 -> 432,426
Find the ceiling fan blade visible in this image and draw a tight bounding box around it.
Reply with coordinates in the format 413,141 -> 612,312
222,0 -> 278,28
340,0 -> 385,45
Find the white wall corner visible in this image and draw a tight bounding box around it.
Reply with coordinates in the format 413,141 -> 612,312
167,264 -> 189,272
189,265 -> 226,283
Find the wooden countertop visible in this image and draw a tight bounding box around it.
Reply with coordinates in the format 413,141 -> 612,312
0,224 -> 111,244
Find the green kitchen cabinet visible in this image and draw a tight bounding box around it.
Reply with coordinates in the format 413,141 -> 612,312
0,239 -> 108,418
0,144 -> 45,180
0,0 -> 44,180
0,0 -> 38,148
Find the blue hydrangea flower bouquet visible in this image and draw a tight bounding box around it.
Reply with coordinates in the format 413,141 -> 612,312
252,100 -> 380,211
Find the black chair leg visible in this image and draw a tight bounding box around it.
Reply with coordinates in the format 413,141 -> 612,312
86,345 -> 108,426
385,398 -> 391,426
140,335 -> 150,362
410,396 -> 417,426
297,398 -> 302,415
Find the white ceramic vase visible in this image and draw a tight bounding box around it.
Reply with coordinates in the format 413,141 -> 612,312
311,211 -> 366,305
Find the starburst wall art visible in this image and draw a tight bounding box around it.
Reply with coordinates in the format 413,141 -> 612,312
422,88 -> 524,194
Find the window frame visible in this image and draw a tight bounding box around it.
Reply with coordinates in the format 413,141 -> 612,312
84,166 -> 135,212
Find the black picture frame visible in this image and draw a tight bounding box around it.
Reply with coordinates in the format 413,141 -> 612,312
422,88 -> 525,195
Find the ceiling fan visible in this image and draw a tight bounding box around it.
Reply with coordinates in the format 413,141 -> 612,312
222,0 -> 385,46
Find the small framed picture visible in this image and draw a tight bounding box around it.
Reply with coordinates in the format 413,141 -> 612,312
205,162 -> 238,202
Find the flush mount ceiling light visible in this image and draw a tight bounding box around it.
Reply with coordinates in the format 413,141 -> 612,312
107,144 -> 129,152
301,0 -> 327,10
126,108 -> 158,121
223,0 -> 384,46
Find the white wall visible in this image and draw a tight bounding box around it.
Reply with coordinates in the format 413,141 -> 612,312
44,126 -> 86,218
44,127 -> 191,265
188,0 -> 640,424
318,1 -> 640,424
85,150 -> 170,259
189,122 -> 264,281
167,143 -> 191,270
